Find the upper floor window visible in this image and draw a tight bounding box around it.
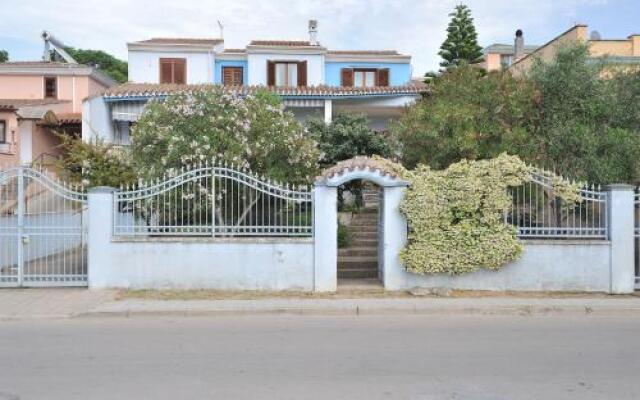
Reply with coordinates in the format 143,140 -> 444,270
222,66 -> 243,86
267,61 -> 307,87
341,68 -> 390,87
159,58 -> 186,84
44,77 -> 57,98
0,120 -> 6,143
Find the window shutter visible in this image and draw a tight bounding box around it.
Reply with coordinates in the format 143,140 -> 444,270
297,61 -> 307,86
377,68 -> 390,86
267,61 -> 275,86
234,68 -> 243,85
341,68 -> 353,86
160,60 -> 172,83
174,59 -> 186,84
223,67 -> 233,85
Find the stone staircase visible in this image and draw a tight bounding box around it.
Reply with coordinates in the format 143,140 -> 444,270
338,187 -> 380,279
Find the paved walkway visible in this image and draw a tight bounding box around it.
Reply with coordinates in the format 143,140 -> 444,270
0,288 -> 117,320
2,288 -> 640,319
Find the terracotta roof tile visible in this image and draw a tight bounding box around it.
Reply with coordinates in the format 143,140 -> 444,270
327,50 -> 401,56
131,38 -> 223,46
55,113 -> 82,125
249,40 -> 316,47
221,48 -> 247,53
0,98 -> 69,110
0,61 -> 91,69
101,83 -> 427,99
316,156 -> 403,182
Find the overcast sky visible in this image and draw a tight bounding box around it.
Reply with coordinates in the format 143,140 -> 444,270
1,0 -> 638,76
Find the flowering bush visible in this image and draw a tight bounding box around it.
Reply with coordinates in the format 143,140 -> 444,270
131,87 -> 320,184
392,153 -> 580,275
57,135 -> 136,188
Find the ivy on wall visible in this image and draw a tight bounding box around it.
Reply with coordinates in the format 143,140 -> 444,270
377,154 -> 581,275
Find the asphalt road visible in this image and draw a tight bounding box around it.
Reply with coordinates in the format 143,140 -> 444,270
1,315 -> 639,400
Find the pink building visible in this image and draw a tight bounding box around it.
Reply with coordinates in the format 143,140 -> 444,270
0,62 -> 115,166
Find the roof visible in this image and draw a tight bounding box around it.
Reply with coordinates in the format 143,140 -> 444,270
0,61 -> 91,69
221,48 -> 247,53
101,83 -> 427,100
316,156 -> 408,186
483,43 -> 539,55
130,38 -> 224,46
327,50 -> 401,55
0,61 -> 117,87
55,112 -> 82,125
0,98 -> 69,111
249,40 -> 317,47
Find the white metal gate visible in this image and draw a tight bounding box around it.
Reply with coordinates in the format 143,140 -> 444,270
0,166 -> 87,287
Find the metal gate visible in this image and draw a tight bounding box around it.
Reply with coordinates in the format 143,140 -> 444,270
0,166 -> 87,287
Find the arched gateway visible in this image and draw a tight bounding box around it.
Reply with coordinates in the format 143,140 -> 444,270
313,157 -> 409,291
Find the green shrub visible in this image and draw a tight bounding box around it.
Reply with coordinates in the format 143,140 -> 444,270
337,222 -> 351,248
57,134 -> 136,188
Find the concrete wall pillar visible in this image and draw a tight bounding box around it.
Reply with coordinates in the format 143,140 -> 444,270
323,99 -> 332,124
606,184 -> 635,294
87,187 -> 115,288
313,184 -> 337,291
381,185 -> 409,290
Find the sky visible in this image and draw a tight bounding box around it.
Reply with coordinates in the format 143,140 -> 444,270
1,0 -> 639,76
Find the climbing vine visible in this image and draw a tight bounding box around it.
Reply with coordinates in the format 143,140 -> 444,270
379,154 -> 581,275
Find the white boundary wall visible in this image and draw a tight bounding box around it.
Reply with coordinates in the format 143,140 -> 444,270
87,181 -> 636,293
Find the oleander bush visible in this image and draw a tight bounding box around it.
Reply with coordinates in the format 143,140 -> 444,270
384,153 -> 580,275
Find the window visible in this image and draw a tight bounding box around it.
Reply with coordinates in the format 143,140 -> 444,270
159,58 -> 187,84
275,63 -> 298,86
222,66 -> 243,86
114,121 -> 131,146
341,68 -> 389,87
0,120 -> 6,143
267,61 -> 307,87
44,77 -> 57,98
354,70 -> 377,87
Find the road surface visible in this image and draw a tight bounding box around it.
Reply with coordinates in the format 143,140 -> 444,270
1,315 -> 639,399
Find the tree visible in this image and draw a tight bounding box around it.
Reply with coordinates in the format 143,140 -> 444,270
64,47 -> 128,83
393,42 -> 640,185
0,50 -> 8,63
392,65 -> 536,170
306,112 -> 395,167
526,43 -> 640,184
131,87 -> 320,184
438,4 -> 483,69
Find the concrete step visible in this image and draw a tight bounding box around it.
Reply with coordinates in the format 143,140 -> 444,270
338,268 -> 379,279
347,225 -> 378,233
349,232 -> 378,240
338,256 -> 377,270
339,247 -> 377,257
352,238 -> 379,246
350,219 -> 378,226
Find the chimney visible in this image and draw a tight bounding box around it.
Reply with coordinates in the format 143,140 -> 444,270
308,20 -> 318,46
514,29 -> 524,59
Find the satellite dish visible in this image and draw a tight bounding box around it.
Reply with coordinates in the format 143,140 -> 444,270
590,31 -> 601,40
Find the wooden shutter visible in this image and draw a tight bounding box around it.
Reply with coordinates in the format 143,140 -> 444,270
297,61 -> 307,86
267,61 -> 275,86
160,59 -> 172,83
233,68 -> 243,85
376,68 -> 390,86
341,68 -> 353,87
174,59 -> 186,84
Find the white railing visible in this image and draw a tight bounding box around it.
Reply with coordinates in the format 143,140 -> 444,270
506,170 -> 607,239
113,163 -> 314,237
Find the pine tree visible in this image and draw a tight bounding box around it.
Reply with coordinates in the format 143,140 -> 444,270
438,4 -> 483,69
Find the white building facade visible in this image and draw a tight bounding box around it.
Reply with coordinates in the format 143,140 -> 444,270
82,20 -> 425,144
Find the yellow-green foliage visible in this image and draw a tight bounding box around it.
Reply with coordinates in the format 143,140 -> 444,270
396,153 -> 580,275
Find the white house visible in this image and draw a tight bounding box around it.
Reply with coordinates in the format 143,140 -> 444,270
82,20 -> 425,144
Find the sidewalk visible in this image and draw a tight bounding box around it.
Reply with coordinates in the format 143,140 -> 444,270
2,288 -> 640,320
89,296 -> 640,317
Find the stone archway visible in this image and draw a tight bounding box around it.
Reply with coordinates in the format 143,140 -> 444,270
313,157 -> 409,292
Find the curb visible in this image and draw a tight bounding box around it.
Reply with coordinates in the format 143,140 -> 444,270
73,304 -> 640,318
